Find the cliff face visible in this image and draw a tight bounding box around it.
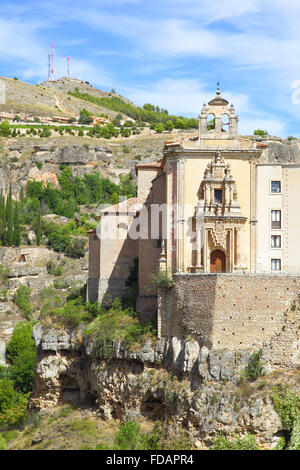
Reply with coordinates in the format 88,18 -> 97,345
31,325 -> 290,449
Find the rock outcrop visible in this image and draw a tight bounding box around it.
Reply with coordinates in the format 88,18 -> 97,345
31,325 -> 287,449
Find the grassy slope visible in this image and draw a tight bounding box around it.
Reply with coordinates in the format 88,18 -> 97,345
0,76 -> 123,119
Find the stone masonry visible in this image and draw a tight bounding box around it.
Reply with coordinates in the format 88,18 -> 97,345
159,273 -> 300,363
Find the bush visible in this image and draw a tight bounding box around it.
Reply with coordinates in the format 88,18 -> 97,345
254,129 -> 268,137
50,299 -> 92,327
150,269 -> 175,288
0,435 -> 6,450
84,298 -> 156,358
211,433 -> 260,450
12,287 -> 32,320
5,322 -> 36,393
78,108 -> 93,125
65,238 -> 86,259
40,128 -> 51,138
241,349 -> 264,382
155,123 -> 164,133
0,379 -> 29,427
272,389 -> 300,450
95,421 -> 160,450
0,120 -> 11,137
46,260 -> 62,276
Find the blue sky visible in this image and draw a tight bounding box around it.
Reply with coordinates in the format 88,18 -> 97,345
1,0 -> 300,136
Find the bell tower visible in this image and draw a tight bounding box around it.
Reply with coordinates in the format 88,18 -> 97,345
198,86 -> 239,141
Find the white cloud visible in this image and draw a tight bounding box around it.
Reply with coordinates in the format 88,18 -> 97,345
121,77 -> 284,136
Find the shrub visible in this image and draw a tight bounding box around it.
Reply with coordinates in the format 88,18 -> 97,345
0,120 -> 11,137
241,349 -> 264,382
0,288 -> 9,301
84,298 -> 156,358
78,108 -> 93,125
150,269 -> 175,288
40,128 -> 51,138
65,238 -> 86,259
254,129 -> 268,137
272,389 -> 300,450
50,299 -> 92,327
95,421 -> 160,450
12,287 -> 32,320
5,322 -> 36,393
0,435 -> 6,450
0,379 -> 29,427
211,433 -> 260,450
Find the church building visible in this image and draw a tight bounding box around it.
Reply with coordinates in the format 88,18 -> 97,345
87,88 -> 300,350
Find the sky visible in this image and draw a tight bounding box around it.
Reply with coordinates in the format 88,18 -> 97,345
1,0 -> 300,136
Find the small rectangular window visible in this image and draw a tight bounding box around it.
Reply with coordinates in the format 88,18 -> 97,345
271,181 -> 281,193
271,210 -> 281,229
271,259 -> 281,271
271,235 -> 281,248
214,189 -> 222,203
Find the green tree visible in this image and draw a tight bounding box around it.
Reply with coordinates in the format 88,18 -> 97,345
0,120 -> 11,137
13,201 -> 21,247
6,322 -> 36,394
36,203 -> 41,246
58,166 -> 74,199
0,379 -> 29,427
12,286 -> 32,320
155,123 -> 164,133
254,129 -> 268,137
5,183 -> 13,246
165,120 -> 174,131
78,108 -> 93,125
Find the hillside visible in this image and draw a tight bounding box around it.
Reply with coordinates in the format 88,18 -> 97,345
0,76 -> 125,119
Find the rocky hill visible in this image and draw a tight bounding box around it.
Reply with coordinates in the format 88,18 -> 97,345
0,76 -> 127,119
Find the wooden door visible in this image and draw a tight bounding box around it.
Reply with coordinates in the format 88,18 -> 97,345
210,250 -> 226,273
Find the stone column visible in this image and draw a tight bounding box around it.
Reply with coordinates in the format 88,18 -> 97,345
204,185 -> 207,209
203,228 -> 208,273
250,161 -> 257,273
209,184 -> 213,211
177,158 -> 185,272
215,116 -> 222,134
235,228 -> 242,268
195,218 -> 203,270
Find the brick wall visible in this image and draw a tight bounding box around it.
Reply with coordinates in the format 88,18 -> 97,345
160,274 -> 300,354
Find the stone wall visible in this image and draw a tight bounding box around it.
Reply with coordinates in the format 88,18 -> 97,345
159,273 -> 300,365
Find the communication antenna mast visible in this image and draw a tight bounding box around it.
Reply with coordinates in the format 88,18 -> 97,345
47,53 -> 51,81
50,43 -> 55,81
67,56 -> 70,78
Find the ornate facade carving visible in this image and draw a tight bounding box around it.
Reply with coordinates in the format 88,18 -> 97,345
193,151 -> 247,273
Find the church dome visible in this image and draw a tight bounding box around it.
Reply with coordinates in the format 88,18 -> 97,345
208,87 -> 229,106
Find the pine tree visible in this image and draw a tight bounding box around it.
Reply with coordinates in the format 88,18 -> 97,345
20,186 -> 24,202
0,191 -> 5,245
36,204 -> 41,246
13,200 -> 21,246
6,183 -> 13,246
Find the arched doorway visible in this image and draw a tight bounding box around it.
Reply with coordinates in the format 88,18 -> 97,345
210,249 -> 226,273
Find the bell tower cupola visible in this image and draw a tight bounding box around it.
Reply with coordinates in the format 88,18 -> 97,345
198,85 -> 239,141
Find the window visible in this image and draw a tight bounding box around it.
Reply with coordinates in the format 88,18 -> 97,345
271,181 -> 281,193
271,210 -> 281,229
214,189 -> 222,204
271,235 -> 281,248
271,259 -> 281,271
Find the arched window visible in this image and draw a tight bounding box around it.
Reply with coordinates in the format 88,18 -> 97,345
222,113 -> 229,132
207,113 -> 215,130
